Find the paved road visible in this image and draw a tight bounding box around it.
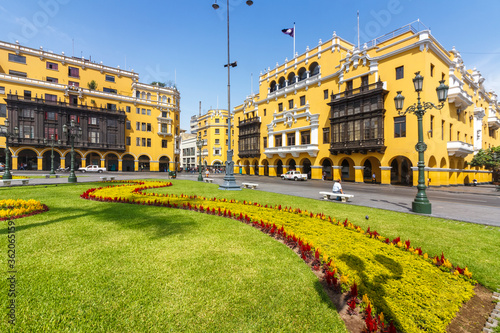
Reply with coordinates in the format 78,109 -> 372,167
3,171 -> 499,227
179,173 -> 500,227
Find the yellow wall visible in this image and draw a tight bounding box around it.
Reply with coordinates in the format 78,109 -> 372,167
0,40 -> 180,172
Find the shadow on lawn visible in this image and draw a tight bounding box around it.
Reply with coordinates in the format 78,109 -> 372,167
0,202 -> 197,240
338,253 -> 403,329
92,203 -> 198,239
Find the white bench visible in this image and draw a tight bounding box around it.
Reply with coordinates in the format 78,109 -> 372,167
0,179 -> 30,186
100,176 -> 116,181
319,191 -> 354,202
242,182 -> 259,189
44,174 -> 61,178
204,178 -> 214,183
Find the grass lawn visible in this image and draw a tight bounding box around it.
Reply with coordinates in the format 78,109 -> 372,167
0,179 -> 498,331
156,180 -> 500,291
0,182 -> 346,332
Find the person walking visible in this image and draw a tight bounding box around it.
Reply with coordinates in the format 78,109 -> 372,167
372,173 -> 376,183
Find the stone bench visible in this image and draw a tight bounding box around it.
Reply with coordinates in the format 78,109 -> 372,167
100,176 -> 116,181
319,191 -> 354,202
44,174 -> 61,178
204,178 -> 214,183
0,179 -> 30,186
242,182 -> 259,189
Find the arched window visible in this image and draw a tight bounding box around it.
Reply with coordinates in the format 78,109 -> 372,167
147,93 -> 151,100
141,92 -> 146,99
287,72 -> 296,85
162,96 -> 167,103
309,62 -> 320,76
136,91 -> 141,98
270,81 -> 277,92
298,67 -> 307,81
278,77 -> 286,89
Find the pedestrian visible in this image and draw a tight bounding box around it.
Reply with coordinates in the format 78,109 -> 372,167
205,169 -> 209,178
372,173 -> 376,183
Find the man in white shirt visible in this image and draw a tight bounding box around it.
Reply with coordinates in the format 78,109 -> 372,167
332,179 -> 343,194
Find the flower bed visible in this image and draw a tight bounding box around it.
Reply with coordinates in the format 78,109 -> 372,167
81,181 -> 476,332
0,199 -> 49,220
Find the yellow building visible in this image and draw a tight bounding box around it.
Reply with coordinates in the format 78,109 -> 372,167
0,40 -> 181,172
233,21 -> 500,186
197,109 -> 229,171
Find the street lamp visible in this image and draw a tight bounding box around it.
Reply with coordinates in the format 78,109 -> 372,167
213,0 -> 252,191
0,119 -> 19,180
62,119 -> 82,183
394,71 -> 449,214
197,136 -> 204,182
44,134 -> 61,175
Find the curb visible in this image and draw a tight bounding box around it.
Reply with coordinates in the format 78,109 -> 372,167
483,290 -> 500,332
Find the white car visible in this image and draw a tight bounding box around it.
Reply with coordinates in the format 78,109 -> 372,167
78,165 -> 106,173
281,170 -> 308,181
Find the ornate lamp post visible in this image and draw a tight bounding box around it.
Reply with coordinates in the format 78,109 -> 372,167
43,134 -> 61,175
212,0 -> 253,190
394,71 -> 449,214
0,119 -> 19,180
63,120 -> 82,183
197,136 -> 204,182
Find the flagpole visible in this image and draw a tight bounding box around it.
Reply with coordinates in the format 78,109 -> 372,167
357,11 -> 360,49
293,22 -> 296,58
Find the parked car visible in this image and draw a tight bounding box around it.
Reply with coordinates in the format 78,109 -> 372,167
78,165 -> 106,173
0,163 -> 4,171
281,170 -> 308,181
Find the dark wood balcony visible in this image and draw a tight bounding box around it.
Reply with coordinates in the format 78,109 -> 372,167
330,138 -> 386,155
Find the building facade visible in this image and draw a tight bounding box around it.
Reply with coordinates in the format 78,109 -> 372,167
0,40 -> 181,172
233,21 -> 500,186
179,132 -> 197,170
196,109 -> 229,170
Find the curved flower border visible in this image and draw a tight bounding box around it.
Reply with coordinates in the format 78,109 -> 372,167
81,181 -> 476,332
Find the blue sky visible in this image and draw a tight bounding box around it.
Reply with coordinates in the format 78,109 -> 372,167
1,0 -> 499,131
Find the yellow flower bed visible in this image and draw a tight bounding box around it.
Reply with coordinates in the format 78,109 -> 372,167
82,181 -> 475,332
0,198 -> 48,220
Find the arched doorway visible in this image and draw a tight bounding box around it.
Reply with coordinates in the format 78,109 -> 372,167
276,160 -> 283,177
302,158 -> 311,179
391,156 -> 413,185
139,155 -> 150,171
106,153 -> 118,172
253,160 -> 259,176
263,160 -> 269,176
18,149 -> 38,170
42,150 -> 61,171
341,159 -> 351,180
322,159 -> 333,181
64,151 -> 82,170
213,161 -> 222,173
288,159 -> 296,171
401,159 -> 412,185
122,154 -> 135,172
159,156 -> 170,172
85,152 -> 101,167
363,160 -> 372,181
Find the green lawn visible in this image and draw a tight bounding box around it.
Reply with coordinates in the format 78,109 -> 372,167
156,180 -> 500,290
0,179 -> 498,332
0,182 -> 347,332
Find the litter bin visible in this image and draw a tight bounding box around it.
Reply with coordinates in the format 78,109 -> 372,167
169,171 -> 176,179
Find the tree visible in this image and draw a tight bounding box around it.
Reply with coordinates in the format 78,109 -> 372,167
87,80 -> 98,90
470,146 -> 500,182
151,81 -> 166,87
